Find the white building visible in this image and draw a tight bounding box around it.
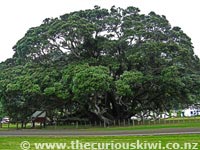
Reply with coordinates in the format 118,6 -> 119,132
181,106 -> 200,117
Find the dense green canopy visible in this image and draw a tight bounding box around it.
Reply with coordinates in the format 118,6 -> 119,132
0,6 -> 200,123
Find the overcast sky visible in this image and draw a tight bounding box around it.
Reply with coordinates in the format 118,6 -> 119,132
0,0 -> 199,62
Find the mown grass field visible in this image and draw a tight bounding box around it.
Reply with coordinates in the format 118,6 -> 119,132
0,134 -> 199,150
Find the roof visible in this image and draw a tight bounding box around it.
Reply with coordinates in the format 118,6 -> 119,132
31,111 -> 46,118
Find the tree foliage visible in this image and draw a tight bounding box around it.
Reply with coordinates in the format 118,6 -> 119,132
0,6 -> 200,123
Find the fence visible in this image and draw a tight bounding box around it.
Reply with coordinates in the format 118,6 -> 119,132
1,117 -> 200,129
57,117 -> 200,128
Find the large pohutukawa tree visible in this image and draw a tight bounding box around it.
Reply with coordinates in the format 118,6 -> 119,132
0,6 -> 199,123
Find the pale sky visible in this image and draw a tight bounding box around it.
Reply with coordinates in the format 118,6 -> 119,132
0,0 -> 200,62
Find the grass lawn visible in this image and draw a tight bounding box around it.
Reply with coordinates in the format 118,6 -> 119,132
0,134 -> 199,150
